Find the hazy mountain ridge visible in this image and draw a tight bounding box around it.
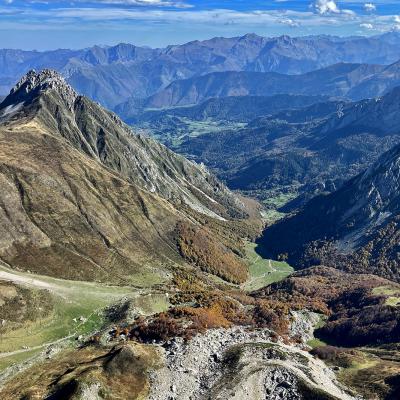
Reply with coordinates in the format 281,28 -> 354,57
132,62 -> 400,110
1,32 -> 400,109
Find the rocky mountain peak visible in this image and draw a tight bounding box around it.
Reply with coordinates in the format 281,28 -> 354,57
9,69 -> 78,110
239,33 -> 263,41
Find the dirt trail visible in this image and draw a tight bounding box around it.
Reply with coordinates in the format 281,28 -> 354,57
0,262 -> 135,299
0,334 -> 74,359
0,270 -> 54,291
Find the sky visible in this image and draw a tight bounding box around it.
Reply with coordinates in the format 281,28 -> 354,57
0,1 -> 399,50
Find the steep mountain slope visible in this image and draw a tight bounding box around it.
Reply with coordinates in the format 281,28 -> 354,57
259,141 -> 400,282
348,59 -> 400,100
1,32 -> 400,108
135,63 -> 387,109
178,86 -> 400,201
0,70 -> 253,285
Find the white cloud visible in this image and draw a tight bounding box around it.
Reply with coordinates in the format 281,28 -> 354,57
10,0 -> 191,7
92,0 -> 192,7
360,22 -> 374,29
312,0 -> 340,15
395,15 -> 400,30
278,18 -> 300,27
2,1 -> 400,40
364,3 -> 376,13
311,0 -> 355,17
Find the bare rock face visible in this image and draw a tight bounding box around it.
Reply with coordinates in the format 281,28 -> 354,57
289,310 -> 322,343
6,69 -> 78,111
262,368 -> 300,400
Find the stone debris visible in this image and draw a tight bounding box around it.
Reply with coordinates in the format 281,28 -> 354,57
289,310 -> 322,344
148,326 -> 355,400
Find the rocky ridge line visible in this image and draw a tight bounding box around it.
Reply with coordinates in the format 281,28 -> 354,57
10,69 -> 78,110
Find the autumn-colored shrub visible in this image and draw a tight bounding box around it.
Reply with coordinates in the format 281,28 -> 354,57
114,266 -> 400,348
88,334 -> 101,345
255,267 -> 400,347
317,304 -> 400,347
171,270 -> 207,293
252,300 -> 290,335
226,290 -> 256,306
176,221 -> 248,284
173,306 -> 231,335
130,313 -> 182,342
127,292 -> 257,343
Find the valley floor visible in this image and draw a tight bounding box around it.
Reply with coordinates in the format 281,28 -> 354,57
242,242 -> 293,292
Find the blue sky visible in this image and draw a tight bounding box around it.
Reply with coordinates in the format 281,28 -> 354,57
0,1 -> 399,50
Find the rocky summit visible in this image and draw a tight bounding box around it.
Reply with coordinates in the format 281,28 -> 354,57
6,69 -> 78,110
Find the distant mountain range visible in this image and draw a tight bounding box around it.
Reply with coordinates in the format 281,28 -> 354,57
1,32 -> 400,109
126,61 -> 400,110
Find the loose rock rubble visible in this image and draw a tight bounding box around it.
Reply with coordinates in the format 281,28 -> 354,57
148,326 -> 355,400
289,310 -> 322,344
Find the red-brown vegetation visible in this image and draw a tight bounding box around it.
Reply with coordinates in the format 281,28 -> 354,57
255,266 -> 400,347
176,221 -> 249,284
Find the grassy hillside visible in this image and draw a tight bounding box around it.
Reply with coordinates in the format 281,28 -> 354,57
0,262 -> 169,372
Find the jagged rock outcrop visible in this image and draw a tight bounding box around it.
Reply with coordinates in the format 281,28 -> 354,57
4,69 -> 78,111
